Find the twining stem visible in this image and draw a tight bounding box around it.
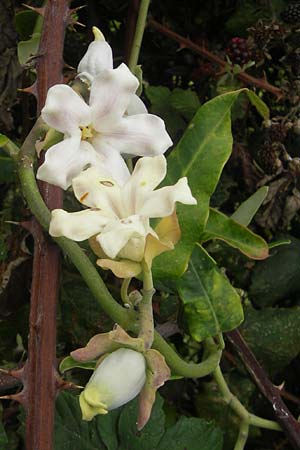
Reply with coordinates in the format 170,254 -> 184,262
15,120 -> 222,379
138,266 -> 155,349
227,329 -> 300,449
128,0 -> 151,72
213,364 -> 282,450
121,278 -> 131,304
234,421 -> 249,450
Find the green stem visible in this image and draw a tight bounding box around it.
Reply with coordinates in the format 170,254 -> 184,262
17,119 -> 222,378
213,364 -> 282,434
128,0 -> 151,71
121,278 -> 131,304
138,267 -> 155,349
234,421 -> 249,450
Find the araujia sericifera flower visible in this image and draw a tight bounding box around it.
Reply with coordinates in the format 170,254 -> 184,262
49,155 -> 197,262
37,63 -> 172,189
77,26 -> 147,115
71,326 -> 171,428
79,348 -> 146,420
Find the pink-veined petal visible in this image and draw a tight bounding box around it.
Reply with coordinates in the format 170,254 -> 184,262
41,85 -> 91,135
36,135 -> 99,190
97,215 -> 147,260
49,209 -> 111,241
139,177 -> 197,218
126,95 -> 148,115
123,155 -> 167,214
77,40 -> 113,82
90,64 -> 139,131
99,114 -> 172,157
72,167 -> 123,217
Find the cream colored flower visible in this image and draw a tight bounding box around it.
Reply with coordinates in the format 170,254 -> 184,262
49,155 -> 197,262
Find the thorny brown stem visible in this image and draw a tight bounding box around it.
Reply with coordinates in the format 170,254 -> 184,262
226,329 -> 300,450
19,2 -> 70,449
148,19 -> 283,99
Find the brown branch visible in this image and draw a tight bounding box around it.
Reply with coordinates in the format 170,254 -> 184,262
22,2 -> 70,449
226,329 -> 300,450
148,18 -> 283,99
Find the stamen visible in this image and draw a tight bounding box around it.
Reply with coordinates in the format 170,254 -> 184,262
80,192 -> 89,202
100,180 -> 114,187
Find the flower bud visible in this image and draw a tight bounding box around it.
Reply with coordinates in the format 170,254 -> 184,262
79,348 -> 146,421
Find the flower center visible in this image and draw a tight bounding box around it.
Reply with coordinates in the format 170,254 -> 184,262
80,125 -> 94,140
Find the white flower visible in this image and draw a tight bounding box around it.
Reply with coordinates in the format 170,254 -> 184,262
77,27 -> 147,115
37,66 -> 172,189
49,155 -> 197,262
79,348 -> 146,420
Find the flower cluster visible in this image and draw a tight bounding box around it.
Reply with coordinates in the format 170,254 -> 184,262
39,28 -> 197,427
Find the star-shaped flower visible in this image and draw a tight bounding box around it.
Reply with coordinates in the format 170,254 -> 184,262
37,65 -> 172,189
49,155 -> 196,262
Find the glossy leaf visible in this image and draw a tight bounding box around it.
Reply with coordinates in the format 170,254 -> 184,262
59,356 -> 96,374
231,186 -> 269,226
53,392 -> 223,450
202,208 -> 269,259
249,236 -> 300,307
153,89 -> 267,279
157,416 -> 223,450
177,245 -> 243,341
0,134 -> 9,147
241,306 -> 300,374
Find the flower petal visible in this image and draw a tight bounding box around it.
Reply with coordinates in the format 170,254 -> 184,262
91,135 -> 130,185
36,137 -> 102,189
72,167 -> 123,217
97,258 -> 142,278
99,113 -> 172,157
97,215 -> 148,260
139,177 -> 197,218
123,155 -> 167,214
90,63 -> 139,131
85,348 -> 146,411
41,85 -> 91,135
126,95 -> 148,115
49,208 -> 110,241
77,40 -> 113,82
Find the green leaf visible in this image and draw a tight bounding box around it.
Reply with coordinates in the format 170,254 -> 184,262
231,187 -> 269,226
249,236 -> 300,307
154,89 -> 268,278
0,156 -> 15,183
202,208 -> 269,260
169,88 -> 200,121
54,391 -> 115,450
0,134 -> 9,147
18,33 -> 41,66
153,90 -> 247,279
177,245 -> 243,341
59,274 -> 113,348
246,91 -> 270,120
241,306 -> 300,373
53,392 -> 223,450
0,406 -> 8,447
157,417 -> 223,450
59,356 -> 96,374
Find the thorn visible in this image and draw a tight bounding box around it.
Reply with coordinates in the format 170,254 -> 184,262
275,381 -> 285,391
69,5 -> 87,14
0,367 -> 25,382
18,83 -> 37,98
22,3 -> 45,16
63,62 -> 75,71
0,392 -> 26,404
67,18 -> 85,28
